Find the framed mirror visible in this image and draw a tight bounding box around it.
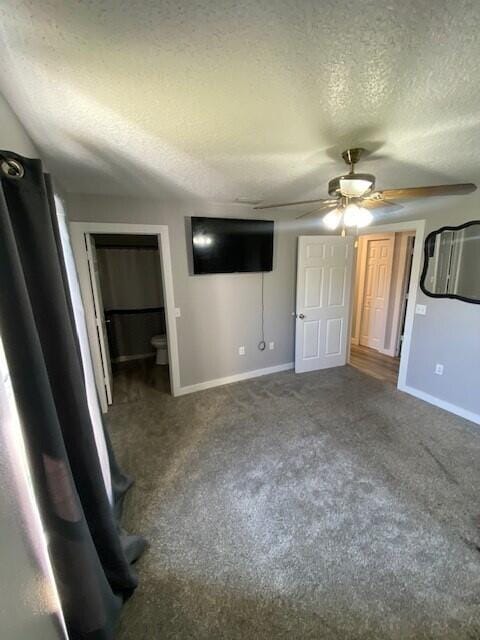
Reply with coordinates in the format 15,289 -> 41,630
420,220 -> 480,304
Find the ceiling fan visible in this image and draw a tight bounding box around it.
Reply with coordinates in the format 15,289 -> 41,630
254,148 -> 477,232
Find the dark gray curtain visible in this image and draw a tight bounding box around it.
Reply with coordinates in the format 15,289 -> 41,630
0,151 -> 146,639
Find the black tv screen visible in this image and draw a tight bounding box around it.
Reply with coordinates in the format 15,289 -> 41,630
191,217 -> 274,274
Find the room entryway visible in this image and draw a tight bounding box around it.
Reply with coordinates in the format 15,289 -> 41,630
349,230 -> 415,385
111,358 -> 170,405
294,223 -> 423,391
90,233 -> 170,405
70,222 -> 181,412
350,343 -> 400,384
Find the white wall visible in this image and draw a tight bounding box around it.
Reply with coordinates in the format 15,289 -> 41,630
0,92 -> 65,639
67,195 -> 297,387
0,92 -> 37,158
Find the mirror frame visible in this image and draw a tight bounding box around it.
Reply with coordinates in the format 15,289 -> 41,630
420,219 -> 480,305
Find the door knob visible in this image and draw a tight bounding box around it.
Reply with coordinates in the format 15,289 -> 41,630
298,313 -> 305,319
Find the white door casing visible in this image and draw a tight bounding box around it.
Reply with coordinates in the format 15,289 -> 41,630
70,222 -> 181,409
392,234 -> 415,357
85,234 -> 113,405
295,235 -> 354,373
359,234 -> 395,350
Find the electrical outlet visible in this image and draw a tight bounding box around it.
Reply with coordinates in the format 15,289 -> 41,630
269,341 -> 275,350
238,346 -> 245,356
435,363 -> 444,375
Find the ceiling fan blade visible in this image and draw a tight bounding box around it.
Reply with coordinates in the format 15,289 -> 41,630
295,203 -> 338,220
361,198 -> 403,210
377,183 -> 477,201
254,197 -> 337,210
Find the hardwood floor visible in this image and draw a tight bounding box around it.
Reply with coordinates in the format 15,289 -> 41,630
349,343 -> 400,385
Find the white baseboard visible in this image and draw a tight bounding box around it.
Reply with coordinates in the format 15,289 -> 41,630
176,362 -> 294,396
175,364 -> 480,426
399,383 -> 480,426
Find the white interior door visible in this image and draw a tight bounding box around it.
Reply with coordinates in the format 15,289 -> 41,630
85,234 -> 113,405
359,234 -> 395,349
295,235 -> 354,373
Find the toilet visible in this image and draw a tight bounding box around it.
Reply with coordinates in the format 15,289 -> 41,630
151,334 -> 168,365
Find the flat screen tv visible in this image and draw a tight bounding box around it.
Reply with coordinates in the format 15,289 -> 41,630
191,216 -> 274,274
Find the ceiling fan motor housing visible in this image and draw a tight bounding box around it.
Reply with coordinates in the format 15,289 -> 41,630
342,148 -> 365,166
328,173 -> 376,198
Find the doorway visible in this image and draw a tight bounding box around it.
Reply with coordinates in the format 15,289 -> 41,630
349,230 -> 416,384
294,220 -> 425,393
92,233 -> 170,403
70,222 -> 181,412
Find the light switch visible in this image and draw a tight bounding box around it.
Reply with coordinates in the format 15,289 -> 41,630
415,304 -> 427,315
175,307 -> 181,318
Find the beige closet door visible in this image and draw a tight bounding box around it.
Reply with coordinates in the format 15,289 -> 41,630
359,234 -> 395,350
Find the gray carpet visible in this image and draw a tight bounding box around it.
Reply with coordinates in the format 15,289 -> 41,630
108,361 -> 480,639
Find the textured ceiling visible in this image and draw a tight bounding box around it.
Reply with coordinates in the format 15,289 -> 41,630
1,0 -> 480,209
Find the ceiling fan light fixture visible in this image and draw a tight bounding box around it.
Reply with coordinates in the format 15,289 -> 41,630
323,208 -> 342,230
343,204 -> 373,228
343,203 -> 360,227
328,173 -> 375,197
355,207 -> 373,228
339,174 -> 375,197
